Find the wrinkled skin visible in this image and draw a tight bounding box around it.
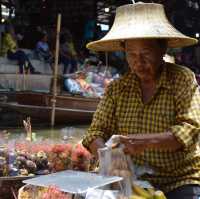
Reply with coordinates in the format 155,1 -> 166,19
125,39 -> 166,82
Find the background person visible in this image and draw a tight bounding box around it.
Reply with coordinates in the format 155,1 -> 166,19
1,24 -> 39,74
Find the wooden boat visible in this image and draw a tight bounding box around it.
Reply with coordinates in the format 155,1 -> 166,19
0,91 -> 100,124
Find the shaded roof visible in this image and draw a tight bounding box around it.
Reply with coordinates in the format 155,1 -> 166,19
2,0 -> 200,37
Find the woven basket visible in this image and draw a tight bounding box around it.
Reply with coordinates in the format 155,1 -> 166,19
18,184 -> 44,199
18,185 -> 73,199
18,185 -> 29,199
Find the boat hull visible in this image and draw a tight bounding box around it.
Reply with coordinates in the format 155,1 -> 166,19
1,91 -> 100,124
2,102 -> 96,124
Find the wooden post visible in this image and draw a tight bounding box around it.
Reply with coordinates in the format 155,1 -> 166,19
51,13 -> 61,127
23,65 -> 26,90
23,117 -> 32,141
15,70 -> 18,91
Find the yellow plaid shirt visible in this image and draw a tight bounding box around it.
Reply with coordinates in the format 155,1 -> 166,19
82,62 -> 200,192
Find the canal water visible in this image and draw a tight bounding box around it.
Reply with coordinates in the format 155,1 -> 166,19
1,125 -> 89,144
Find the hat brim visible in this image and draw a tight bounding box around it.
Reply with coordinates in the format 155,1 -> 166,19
87,37 -> 198,52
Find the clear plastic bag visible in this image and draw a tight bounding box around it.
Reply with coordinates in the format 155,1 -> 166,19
105,135 -> 154,182
98,146 -> 133,197
98,135 -> 156,197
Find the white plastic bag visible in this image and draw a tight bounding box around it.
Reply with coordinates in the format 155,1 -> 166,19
86,189 -> 120,199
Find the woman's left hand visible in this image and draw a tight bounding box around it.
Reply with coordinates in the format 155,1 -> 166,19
119,136 -> 147,156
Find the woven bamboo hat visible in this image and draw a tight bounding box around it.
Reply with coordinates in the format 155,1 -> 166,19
87,2 -> 198,51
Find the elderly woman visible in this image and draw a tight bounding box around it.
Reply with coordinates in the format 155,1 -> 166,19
82,3 -> 200,199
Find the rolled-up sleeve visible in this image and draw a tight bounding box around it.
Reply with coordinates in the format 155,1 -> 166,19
169,72 -> 200,148
82,84 -> 117,149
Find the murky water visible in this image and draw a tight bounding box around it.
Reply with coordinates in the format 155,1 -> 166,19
1,125 -> 89,144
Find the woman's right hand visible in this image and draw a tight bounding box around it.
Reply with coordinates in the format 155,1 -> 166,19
89,138 -> 106,157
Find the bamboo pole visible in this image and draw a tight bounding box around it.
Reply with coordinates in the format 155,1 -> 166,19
15,70 -> 18,91
23,117 -> 32,141
51,13 -> 61,127
23,65 -> 26,90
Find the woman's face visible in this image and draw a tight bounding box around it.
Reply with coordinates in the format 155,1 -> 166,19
125,39 -> 166,81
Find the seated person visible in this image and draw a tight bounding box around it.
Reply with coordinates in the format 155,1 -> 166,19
60,31 -> 77,74
35,32 -> 53,65
1,24 -> 39,74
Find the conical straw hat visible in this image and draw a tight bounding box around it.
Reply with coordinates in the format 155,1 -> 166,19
87,3 -> 198,51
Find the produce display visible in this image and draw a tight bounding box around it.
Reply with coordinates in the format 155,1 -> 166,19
18,185 -> 72,199
0,141 -> 93,177
1,129 -> 167,199
18,184 -> 167,199
130,185 -> 167,199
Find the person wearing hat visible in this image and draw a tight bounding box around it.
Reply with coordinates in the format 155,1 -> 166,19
82,2 -> 200,199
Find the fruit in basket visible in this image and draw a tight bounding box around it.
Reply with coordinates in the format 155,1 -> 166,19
53,158 -> 65,171
17,150 -> 27,157
132,184 -> 152,199
35,151 -> 49,170
71,144 -> 92,171
52,144 -> 66,153
26,160 -> 37,173
131,184 -> 167,199
129,196 -> 146,199
39,186 -> 71,199
19,168 -> 29,176
59,151 -> 70,159
0,146 -> 7,157
154,191 -> 167,199
47,162 -> 53,171
37,151 -> 47,159
29,154 -> 37,162
16,156 -> 27,166
36,158 -> 48,170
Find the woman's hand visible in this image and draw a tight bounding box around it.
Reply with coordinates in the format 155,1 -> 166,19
89,138 -> 106,157
119,136 -> 147,155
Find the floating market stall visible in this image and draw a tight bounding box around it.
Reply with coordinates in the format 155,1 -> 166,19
10,135 -> 167,199
0,126 -> 168,199
0,138 -> 93,198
